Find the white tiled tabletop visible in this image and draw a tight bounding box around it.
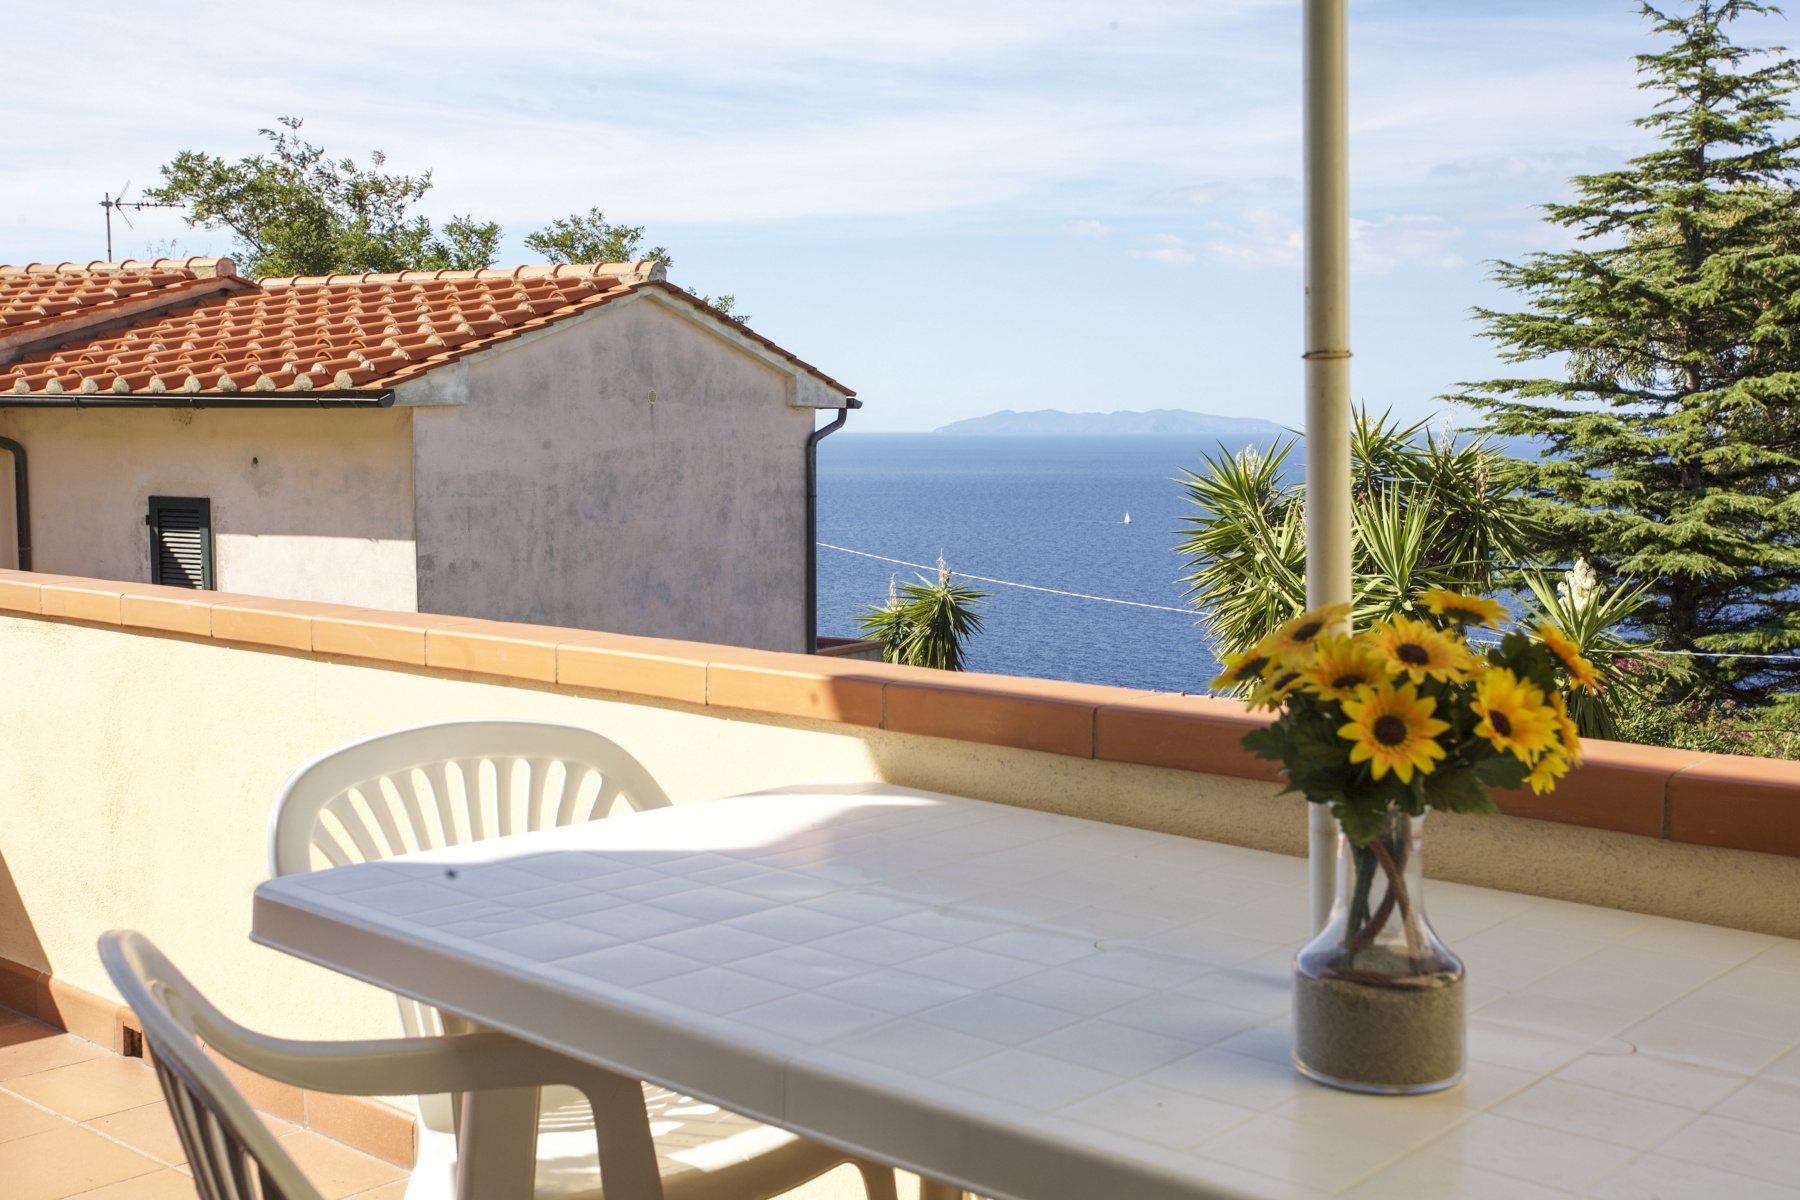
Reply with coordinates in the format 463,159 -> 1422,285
251,782 -> 1800,1200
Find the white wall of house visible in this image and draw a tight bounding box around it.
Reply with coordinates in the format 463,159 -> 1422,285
0,406 -> 417,608
405,294 -> 820,652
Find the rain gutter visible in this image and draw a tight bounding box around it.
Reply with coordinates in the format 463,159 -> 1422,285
0,391 -> 395,409
805,400 -> 860,653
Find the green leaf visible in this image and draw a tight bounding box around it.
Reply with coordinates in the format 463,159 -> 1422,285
1471,754 -> 1531,791
1424,766 -> 1500,814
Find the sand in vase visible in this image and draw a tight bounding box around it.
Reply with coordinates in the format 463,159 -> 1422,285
1294,957 -> 1464,1093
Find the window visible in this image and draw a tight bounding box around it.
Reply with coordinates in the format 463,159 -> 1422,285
147,496 -> 213,589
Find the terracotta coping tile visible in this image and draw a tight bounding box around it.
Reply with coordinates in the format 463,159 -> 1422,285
558,632 -> 711,706
211,596 -> 360,653
425,619 -> 559,683
38,579 -> 124,625
1495,739 -> 1709,839
0,569 -> 43,613
705,648 -> 887,727
884,672 -> 1131,758
1094,692 -> 1284,782
313,609 -> 475,668
118,581 -> 223,638
1668,754 -> 1800,856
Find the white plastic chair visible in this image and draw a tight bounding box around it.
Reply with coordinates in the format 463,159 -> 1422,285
267,720 -> 897,1200
101,928 -> 759,1200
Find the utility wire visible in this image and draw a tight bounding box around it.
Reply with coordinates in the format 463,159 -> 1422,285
820,542 -> 1800,663
818,543 -> 1194,614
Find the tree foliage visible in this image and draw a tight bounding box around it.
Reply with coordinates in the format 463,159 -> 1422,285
148,118 -> 500,278
523,208 -> 741,317
523,207 -> 668,269
149,120 -> 747,318
1457,1 -> 1800,705
856,559 -> 988,671
1176,410 -> 1535,657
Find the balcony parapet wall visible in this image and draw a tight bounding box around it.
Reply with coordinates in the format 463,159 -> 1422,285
2,565 -> 1798,1059
1,568 -> 1792,860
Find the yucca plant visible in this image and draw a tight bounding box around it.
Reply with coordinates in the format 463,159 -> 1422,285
1177,409 -> 1535,659
1520,559 -> 1657,739
856,557 -> 989,671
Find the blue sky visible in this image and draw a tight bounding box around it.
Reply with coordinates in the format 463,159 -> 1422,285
3,1 -> 1787,430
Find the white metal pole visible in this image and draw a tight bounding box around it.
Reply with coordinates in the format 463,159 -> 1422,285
1304,0 -> 1352,934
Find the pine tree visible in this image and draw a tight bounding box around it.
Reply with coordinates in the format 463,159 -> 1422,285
1461,0 -> 1800,705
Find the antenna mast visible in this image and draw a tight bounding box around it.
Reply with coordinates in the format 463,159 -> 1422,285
99,184 -> 184,260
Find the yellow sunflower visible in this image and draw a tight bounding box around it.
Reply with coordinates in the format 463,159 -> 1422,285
1470,668 -> 1558,762
1419,588 -> 1506,629
1537,622 -> 1600,693
1302,635 -> 1388,701
1246,663 -> 1307,712
1550,691 -> 1583,766
1261,602 -> 1351,668
1369,616 -> 1474,683
1338,682 -> 1450,783
1526,750 -> 1571,795
1210,647 -> 1269,693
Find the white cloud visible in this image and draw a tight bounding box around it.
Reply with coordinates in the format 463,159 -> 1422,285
1351,214 -> 1463,273
1130,233 -> 1195,266
1204,209 -> 1463,273
0,0 -> 1693,248
1428,154 -> 1536,181
1061,220 -> 1112,238
1207,208 -> 1301,269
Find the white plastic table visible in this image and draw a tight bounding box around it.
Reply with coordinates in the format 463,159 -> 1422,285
251,782 -> 1800,1200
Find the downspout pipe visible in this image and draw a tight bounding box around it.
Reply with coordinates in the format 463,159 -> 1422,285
805,400 -> 860,653
0,436 -> 29,571
1304,0 -> 1353,933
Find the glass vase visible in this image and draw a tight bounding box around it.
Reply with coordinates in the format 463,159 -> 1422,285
1293,805 -> 1465,1094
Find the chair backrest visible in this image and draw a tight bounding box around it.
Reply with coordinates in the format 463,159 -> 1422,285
267,720 -> 673,878
99,930 -> 322,1200
266,720 -> 671,1133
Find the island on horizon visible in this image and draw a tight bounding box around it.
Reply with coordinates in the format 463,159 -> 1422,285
933,407 -> 1290,439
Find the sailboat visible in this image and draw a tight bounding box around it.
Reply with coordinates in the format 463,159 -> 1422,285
1123,512 -> 1132,525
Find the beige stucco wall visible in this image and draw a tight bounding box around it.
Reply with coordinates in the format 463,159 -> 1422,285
2,615 -> 1796,1050
0,406 -> 417,609
406,294 -> 816,652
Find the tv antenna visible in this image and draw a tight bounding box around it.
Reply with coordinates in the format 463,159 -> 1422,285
99,183 -> 184,261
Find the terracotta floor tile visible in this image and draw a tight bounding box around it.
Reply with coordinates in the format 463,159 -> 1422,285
89,1101 -> 185,1166
277,1129 -> 407,1199
0,1123 -> 161,1200
343,1181 -> 409,1200
64,1169 -> 199,1200
0,1086 -> 66,1144
9,1055 -> 165,1120
0,1026 -> 109,1080
261,1109 -> 300,1138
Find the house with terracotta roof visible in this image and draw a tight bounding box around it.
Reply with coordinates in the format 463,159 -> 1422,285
0,257 -> 856,653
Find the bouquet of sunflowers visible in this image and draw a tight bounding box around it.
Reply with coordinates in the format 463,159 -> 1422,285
1217,589 -> 1594,846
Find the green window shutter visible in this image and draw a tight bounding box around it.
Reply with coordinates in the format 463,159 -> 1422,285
147,496 -> 213,589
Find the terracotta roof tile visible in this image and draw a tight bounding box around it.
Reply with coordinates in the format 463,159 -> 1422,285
0,259 -> 854,401
0,258 -> 242,343
3,263 -> 654,397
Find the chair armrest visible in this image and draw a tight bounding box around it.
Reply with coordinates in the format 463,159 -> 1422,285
195,1012 -> 667,1199
193,1012 -> 615,1098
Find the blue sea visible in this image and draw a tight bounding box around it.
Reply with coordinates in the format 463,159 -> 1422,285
816,434 -> 1267,693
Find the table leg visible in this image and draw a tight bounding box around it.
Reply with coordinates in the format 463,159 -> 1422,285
919,1183 -> 966,1200
455,1084 -> 539,1200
